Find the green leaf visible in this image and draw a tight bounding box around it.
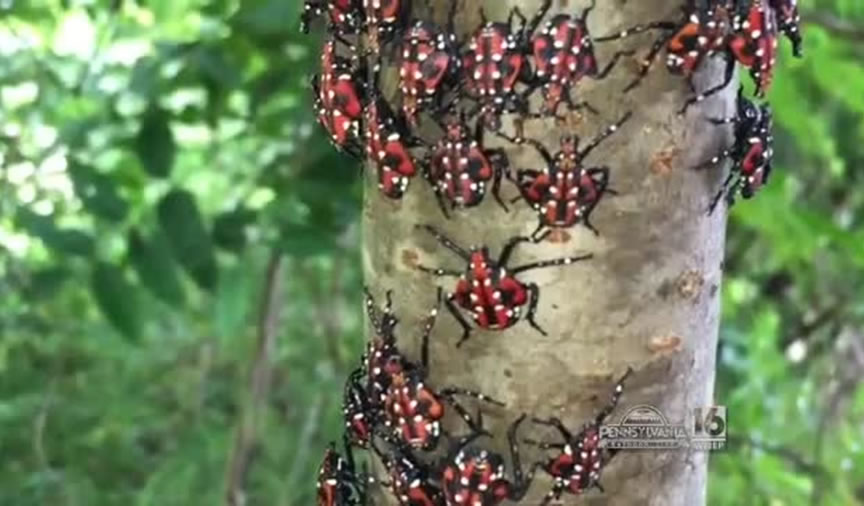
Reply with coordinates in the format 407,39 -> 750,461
157,189 -> 219,291
68,163 -> 129,222
135,107 -> 176,179
213,261 -> 255,341
127,229 -> 186,306
90,262 -> 141,340
212,207 -> 257,253
278,223 -> 335,258
14,208 -> 95,257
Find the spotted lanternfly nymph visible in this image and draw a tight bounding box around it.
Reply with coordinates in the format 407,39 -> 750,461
461,0 -> 552,130
380,289 -> 505,450
699,87 -> 774,213
371,441 -> 444,506
525,368 -> 632,504
399,14 -> 461,126
499,111 -> 632,238
424,110 -> 510,217
301,0 -> 364,35
360,288 -> 504,451
440,414 -> 534,505
361,288 -> 406,411
316,439 -> 370,506
416,225 -> 593,346
531,0 -> 634,117
364,72 -> 421,199
364,0 -> 412,57
343,367 -> 380,449
726,0 -> 779,97
312,38 -> 366,158
768,0 -> 802,57
594,0 -> 732,112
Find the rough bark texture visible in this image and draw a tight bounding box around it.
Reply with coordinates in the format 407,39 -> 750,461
363,0 -> 733,504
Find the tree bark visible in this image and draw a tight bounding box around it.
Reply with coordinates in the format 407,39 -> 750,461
363,0 -> 732,504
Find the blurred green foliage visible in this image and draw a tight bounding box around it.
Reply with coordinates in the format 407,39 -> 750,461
0,1 -> 862,505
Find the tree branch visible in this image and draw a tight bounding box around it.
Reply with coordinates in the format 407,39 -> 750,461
224,251 -> 285,506
805,12 -> 864,42
727,435 -> 827,478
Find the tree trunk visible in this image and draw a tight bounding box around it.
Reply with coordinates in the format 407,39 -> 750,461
363,0 -> 732,504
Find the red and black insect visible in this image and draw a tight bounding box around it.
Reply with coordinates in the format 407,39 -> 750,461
361,288 -> 406,409
312,39 -> 366,157
343,366 -> 380,449
364,0 -> 412,57
364,73 -> 422,199
423,110 -> 509,216
594,0 -> 733,112
399,15 -> 461,126
499,112 -> 632,238
341,288 -> 408,449
768,0 -> 802,57
440,414 -> 534,505
530,1 -> 634,117
361,288 -> 504,451
525,368 -> 632,503
699,88 -> 774,213
595,0 -> 731,90
372,440 -> 444,505
316,440 -> 369,506
462,1 -> 551,130
380,290 -> 505,450
726,0 -> 779,97
301,0 -> 364,35
416,225 -> 593,346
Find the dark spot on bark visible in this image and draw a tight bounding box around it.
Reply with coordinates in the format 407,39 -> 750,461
651,145 -> 681,175
546,228 -> 571,244
401,248 -> 419,269
710,284 -> 719,297
656,279 -> 674,299
677,270 -> 704,301
503,368 -> 513,378
551,303 -> 560,310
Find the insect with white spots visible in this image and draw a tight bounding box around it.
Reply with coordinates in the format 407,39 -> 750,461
316,438 -> 371,506
767,0 -> 802,57
364,0 -> 412,58
594,0 -> 733,112
530,0 -> 635,118
498,111 -> 632,238
461,0 -> 552,130
440,414 -> 535,506
415,224 -> 593,346
371,440 -> 445,506
360,288 -> 504,452
424,110 -> 510,217
301,0 -> 364,35
698,87 -> 774,213
364,69 -> 423,199
725,0 -> 779,98
525,368 -> 633,503
312,38 -> 367,158
380,288 -> 505,450
398,11 -> 462,126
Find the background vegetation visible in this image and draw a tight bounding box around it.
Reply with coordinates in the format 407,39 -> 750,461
0,1 -> 862,505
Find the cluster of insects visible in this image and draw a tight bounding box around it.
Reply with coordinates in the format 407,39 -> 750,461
303,0 -> 803,503
305,0 -> 800,220
316,285 -> 635,506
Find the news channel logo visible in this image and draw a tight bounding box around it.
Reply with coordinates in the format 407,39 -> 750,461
599,405 -> 727,450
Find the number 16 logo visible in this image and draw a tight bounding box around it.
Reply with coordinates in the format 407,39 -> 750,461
694,406 -> 727,438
